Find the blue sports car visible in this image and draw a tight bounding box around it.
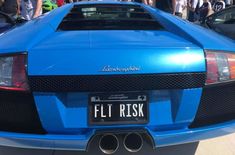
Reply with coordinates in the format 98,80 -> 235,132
0,1 -> 235,154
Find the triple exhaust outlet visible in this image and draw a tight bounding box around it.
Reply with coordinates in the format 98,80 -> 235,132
99,133 -> 143,154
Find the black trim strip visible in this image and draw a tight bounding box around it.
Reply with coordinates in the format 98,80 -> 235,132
205,79 -> 235,88
28,73 -> 206,92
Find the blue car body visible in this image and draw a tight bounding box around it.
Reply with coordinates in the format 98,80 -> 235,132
0,1 -> 235,152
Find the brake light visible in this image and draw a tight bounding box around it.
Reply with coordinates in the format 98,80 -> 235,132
0,54 -> 29,91
206,51 -> 235,84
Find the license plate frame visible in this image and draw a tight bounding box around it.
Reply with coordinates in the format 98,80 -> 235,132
89,92 -> 149,125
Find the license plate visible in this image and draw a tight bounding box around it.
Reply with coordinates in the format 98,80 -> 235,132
89,92 -> 148,125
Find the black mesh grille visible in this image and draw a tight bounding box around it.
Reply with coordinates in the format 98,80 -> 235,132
0,91 -> 46,134
190,82 -> 235,128
28,73 -> 206,92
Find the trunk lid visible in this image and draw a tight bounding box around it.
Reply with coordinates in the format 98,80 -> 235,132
28,30 -> 205,75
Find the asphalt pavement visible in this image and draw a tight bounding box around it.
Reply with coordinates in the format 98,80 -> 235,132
0,133 -> 235,155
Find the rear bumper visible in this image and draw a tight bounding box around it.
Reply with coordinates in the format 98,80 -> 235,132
0,130 -> 94,151
150,120 -> 235,147
0,120 -> 235,150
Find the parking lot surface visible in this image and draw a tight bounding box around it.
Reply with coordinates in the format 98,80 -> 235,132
0,133 -> 235,155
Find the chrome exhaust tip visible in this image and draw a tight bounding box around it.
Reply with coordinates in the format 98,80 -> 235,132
99,134 -> 119,154
124,133 -> 143,153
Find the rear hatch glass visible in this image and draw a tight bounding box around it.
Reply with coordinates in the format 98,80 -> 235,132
58,4 -> 163,31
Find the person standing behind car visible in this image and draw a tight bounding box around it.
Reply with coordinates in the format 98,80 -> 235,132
188,0 -> 203,22
143,0 -> 156,7
56,0 -> 63,6
1,0 -> 18,16
0,0 -> 4,10
224,0 -> 232,7
175,0 -> 187,17
133,0 -> 142,3
199,0 -> 213,23
155,0 -> 176,14
213,0 -> 225,12
20,0 -> 42,20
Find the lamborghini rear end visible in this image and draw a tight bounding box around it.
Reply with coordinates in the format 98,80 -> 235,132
0,2 -> 235,154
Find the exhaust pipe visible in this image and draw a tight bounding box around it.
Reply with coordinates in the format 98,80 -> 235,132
99,134 -> 119,154
124,133 -> 143,153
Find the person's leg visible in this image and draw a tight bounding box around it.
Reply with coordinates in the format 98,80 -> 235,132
149,0 -> 156,7
188,10 -> 195,22
175,12 -> 183,17
0,0 -> 4,8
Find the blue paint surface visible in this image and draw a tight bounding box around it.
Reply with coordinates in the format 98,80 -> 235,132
0,1 -> 235,150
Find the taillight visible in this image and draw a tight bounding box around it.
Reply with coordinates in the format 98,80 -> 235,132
0,54 -> 29,91
206,50 -> 235,84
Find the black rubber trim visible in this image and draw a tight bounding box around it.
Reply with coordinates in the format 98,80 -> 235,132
28,73 -> 206,92
0,91 -> 46,134
190,81 -> 235,128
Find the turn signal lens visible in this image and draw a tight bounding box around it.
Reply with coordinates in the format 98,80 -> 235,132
206,51 -> 235,84
227,54 -> 235,79
0,54 -> 28,91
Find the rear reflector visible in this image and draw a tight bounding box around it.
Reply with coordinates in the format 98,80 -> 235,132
206,51 -> 235,84
0,54 -> 28,91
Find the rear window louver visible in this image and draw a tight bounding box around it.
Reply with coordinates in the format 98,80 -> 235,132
57,4 -> 163,31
